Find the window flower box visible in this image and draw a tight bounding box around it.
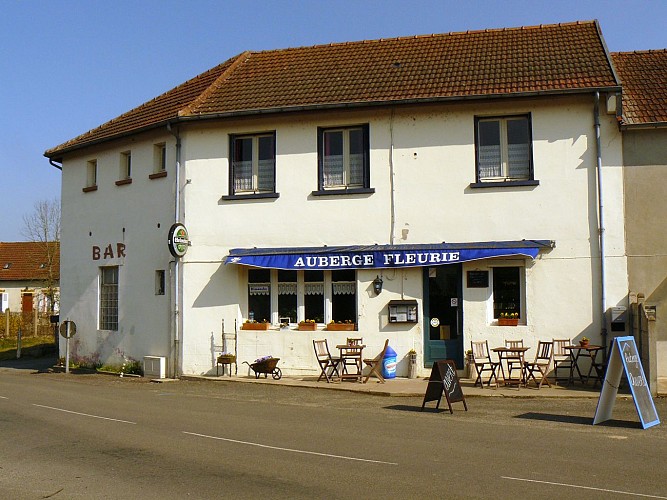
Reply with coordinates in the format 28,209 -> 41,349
242,321 -> 271,330
298,321 -> 318,331
498,318 -> 519,326
326,322 -> 356,331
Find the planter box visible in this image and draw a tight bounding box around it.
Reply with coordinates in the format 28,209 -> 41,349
326,323 -> 356,331
297,323 -> 318,331
498,318 -> 519,326
242,322 -> 271,330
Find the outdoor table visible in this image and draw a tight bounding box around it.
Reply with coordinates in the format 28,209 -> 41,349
492,346 -> 530,387
564,344 -> 605,386
336,344 -> 365,382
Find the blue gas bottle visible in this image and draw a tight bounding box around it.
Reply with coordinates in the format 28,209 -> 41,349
382,345 -> 397,379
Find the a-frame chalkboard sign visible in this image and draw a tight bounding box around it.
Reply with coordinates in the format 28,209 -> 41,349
593,336 -> 660,429
421,360 -> 467,414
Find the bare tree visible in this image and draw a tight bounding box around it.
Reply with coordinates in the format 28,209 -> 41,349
22,198 -> 60,314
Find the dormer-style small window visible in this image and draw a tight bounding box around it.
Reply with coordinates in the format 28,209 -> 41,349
3,263 -> 11,269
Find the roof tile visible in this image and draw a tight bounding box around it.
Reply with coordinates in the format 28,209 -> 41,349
46,21 -> 618,159
0,242 -> 60,282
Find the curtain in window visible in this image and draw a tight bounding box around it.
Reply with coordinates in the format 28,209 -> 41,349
508,143 -> 530,178
304,283 -> 324,295
332,282 -> 355,295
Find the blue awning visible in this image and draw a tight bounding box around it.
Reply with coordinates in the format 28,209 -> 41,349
224,240 -> 553,270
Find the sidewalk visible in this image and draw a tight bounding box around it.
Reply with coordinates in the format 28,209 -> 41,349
180,372 -> 616,399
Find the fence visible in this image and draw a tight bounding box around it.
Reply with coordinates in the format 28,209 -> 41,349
0,310 -> 56,338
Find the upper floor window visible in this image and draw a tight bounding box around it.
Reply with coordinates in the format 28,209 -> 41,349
230,133 -> 275,195
318,125 -> 370,191
475,115 -> 532,183
121,151 -> 132,179
84,159 -> 97,192
154,143 -> 166,173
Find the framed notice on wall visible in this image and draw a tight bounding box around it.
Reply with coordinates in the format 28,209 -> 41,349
467,270 -> 489,288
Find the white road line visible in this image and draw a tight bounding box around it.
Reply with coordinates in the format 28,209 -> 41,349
502,476 -> 667,499
32,404 -> 136,425
0,396 -> 8,399
183,431 -> 398,465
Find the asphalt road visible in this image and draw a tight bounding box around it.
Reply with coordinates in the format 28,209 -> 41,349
0,368 -> 665,499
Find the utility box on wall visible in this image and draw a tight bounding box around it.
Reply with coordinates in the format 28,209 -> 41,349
144,356 -> 167,379
611,306 -> 627,332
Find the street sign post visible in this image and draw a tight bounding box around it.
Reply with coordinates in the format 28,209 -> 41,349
59,320 -> 77,374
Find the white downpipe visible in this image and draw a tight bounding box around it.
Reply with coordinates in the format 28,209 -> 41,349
389,108 -> 396,245
168,123 -> 182,377
594,92 -> 608,354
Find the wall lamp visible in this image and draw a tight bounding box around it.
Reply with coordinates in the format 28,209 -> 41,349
372,275 -> 384,295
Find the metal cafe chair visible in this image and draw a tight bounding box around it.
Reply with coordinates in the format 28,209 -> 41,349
313,339 -> 340,383
524,341 -> 554,388
470,340 -> 499,388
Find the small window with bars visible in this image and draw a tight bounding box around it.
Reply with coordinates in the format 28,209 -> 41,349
100,266 -> 119,330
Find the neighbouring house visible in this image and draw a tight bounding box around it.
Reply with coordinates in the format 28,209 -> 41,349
45,20 -> 630,378
0,241 -> 60,319
612,49 -> 667,395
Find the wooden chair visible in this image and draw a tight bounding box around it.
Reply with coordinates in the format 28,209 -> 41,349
552,338 -> 572,383
340,338 -> 364,381
504,339 -> 524,379
346,337 -> 363,346
524,341 -> 554,388
313,339 -> 340,383
363,339 -> 389,383
470,340 -> 499,388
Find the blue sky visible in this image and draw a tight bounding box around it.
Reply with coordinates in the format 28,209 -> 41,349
1,0 -> 665,241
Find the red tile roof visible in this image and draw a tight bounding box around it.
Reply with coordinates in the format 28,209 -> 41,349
46,21 -> 619,159
0,242 -> 60,282
612,50 -> 667,126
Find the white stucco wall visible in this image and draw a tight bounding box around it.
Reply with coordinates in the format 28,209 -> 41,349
58,94 -> 628,378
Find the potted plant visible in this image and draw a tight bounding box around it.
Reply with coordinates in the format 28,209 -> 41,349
579,336 -> 590,347
241,319 -> 271,330
498,312 -> 519,326
326,320 -> 356,331
407,349 -> 417,379
297,319 -> 318,331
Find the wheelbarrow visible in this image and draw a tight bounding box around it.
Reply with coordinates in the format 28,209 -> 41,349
244,357 -> 282,380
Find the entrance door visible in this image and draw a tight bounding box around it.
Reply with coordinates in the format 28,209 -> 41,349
424,264 -> 463,368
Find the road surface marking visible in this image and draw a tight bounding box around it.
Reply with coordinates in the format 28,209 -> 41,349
0,396 -> 8,399
183,431 -> 398,465
33,404 -> 136,424
502,476 -> 667,499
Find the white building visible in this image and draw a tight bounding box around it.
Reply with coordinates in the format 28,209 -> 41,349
45,21 -> 629,378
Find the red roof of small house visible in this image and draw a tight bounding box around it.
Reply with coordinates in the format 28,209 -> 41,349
612,50 -> 667,127
0,242 -> 60,282
45,20 -> 619,160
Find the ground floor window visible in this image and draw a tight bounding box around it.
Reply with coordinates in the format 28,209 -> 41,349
248,268 -> 271,322
492,266 -> 524,320
246,268 -> 357,325
100,266 -> 118,330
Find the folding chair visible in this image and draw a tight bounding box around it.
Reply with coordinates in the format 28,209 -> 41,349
552,338 -> 573,384
470,340 -> 499,388
524,341 -> 554,388
363,339 -> 389,383
346,337 -> 363,346
504,339 -> 524,379
313,339 -> 340,382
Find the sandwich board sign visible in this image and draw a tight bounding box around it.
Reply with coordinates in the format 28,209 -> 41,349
593,336 -> 660,429
421,360 -> 467,414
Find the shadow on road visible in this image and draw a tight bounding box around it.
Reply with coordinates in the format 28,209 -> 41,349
0,355 -> 58,374
384,404 -> 453,414
516,412 -> 641,428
